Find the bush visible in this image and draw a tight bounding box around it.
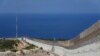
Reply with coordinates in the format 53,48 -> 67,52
0,39 -> 19,51
24,44 -> 37,50
40,47 -> 43,50
11,49 -> 18,52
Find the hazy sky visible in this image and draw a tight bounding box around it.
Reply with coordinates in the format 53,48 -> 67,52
0,0 -> 100,14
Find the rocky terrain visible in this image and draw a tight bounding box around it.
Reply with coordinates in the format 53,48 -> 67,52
0,39 -> 57,56
0,48 -> 57,56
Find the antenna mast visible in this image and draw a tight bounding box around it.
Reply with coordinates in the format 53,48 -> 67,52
16,16 -> 18,38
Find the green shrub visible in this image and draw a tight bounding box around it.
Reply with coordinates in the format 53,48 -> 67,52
40,47 -> 43,50
24,44 -> 37,50
11,49 -> 18,52
0,39 -> 19,51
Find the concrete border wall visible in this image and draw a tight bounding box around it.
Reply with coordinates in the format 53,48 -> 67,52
80,20 -> 100,39
67,20 -> 100,47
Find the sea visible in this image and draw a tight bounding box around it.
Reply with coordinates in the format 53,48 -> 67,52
0,13 -> 100,40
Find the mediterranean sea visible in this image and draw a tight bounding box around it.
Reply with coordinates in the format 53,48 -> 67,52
0,13 -> 100,40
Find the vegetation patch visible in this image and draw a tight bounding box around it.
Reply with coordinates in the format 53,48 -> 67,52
24,44 -> 38,50
0,39 -> 20,52
0,39 -> 38,52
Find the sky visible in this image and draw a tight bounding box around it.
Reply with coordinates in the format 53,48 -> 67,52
0,0 -> 100,14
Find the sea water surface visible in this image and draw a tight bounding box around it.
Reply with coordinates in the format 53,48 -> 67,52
0,13 -> 100,39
